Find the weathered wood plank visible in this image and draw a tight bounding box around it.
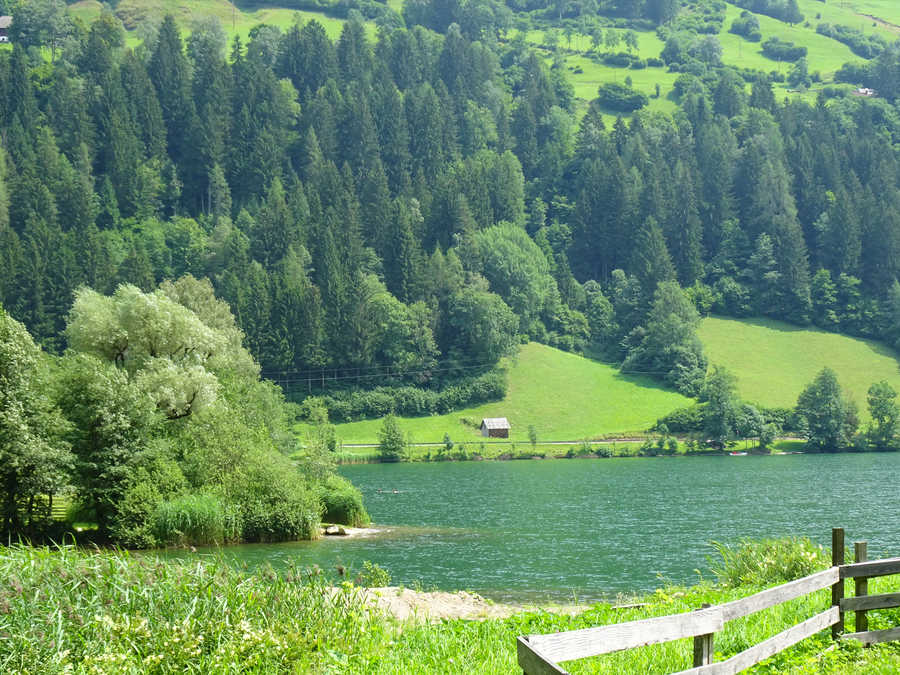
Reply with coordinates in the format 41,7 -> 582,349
525,607 -> 724,663
517,637 -> 568,675
719,567 -> 839,622
692,632 -> 714,667
840,557 -> 900,579
832,528 -> 845,640
841,592 -> 900,612
676,607 -> 840,675
854,542 -> 868,633
843,626 -> 900,647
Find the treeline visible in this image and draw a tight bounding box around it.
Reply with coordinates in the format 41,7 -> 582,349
657,367 -> 900,453
5,6 -> 900,406
0,279 -> 366,546
731,0 -> 802,26
817,23 -> 888,61
302,369 -> 507,422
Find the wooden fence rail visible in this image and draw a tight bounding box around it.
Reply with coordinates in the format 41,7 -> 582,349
518,528 -> 900,675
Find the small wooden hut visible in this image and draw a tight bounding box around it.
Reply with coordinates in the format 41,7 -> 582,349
480,417 -> 510,438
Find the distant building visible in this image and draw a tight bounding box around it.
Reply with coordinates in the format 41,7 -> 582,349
480,417 -> 510,438
853,87 -> 876,97
0,17 -> 11,43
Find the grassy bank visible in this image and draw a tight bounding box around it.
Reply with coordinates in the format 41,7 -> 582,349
3,543 -> 900,673
699,316 -> 900,417
307,342 -> 691,446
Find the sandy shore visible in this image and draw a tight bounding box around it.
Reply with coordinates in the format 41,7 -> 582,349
357,586 -> 588,622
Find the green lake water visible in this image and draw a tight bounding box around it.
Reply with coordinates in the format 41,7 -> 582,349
161,454 -> 900,603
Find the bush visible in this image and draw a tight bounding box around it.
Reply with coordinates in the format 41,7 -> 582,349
153,493 -> 234,546
709,537 -> 828,588
354,560 -> 391,587
301,370 -> 508,423
596,82 -> 649,112
229,452 -> 321,542
656,404 -> 707,433
319,475 -> 370,527
761,37 -> 807,62
729,10 -> 760,41
817,23 -> 888,59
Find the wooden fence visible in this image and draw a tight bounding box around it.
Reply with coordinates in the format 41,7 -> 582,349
518,528 -> 900,675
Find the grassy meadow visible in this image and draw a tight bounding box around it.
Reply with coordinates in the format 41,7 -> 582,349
4,541 -> 900,673
311,342 -> 692,446
69,0 -> 363,42
699,316 -> 900,414
319,316 -> 900,449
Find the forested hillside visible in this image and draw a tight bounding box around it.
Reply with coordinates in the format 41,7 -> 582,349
3,0 -> 900,410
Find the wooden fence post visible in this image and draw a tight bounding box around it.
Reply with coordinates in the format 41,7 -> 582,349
832,527 -> 845,639
855,541 -> 869,635
692,604 -> 715,667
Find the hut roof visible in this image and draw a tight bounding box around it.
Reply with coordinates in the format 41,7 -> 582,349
480,417 -> 510,430
0,17 -> 12,29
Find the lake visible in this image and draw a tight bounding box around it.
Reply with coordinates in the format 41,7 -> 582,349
163,454 -> 900,604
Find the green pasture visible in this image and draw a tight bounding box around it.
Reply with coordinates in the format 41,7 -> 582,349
720,2 -> 860,78
699,315 -> 900,415
70,0 -> 363,43
833,0 -> 900,31
317,342 -> 692,445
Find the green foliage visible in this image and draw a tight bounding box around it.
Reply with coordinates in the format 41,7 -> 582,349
6,544 -> 900,674
355,560 -> 391,587
709,537 -> 828,588
796,367 -> 858,451
319,474 -> 370,527
0,306 -> 72,537
702,365 -> 739,448
622,282 -> 708,397
595,81 -> 649,112
866,380 -> 900,451
761,36 -> 808,62
377,413 -> 406,461
817,23 -> 888,60
730,10 -> 761,42
304,369 -> 508,422
153,493 -> 235,547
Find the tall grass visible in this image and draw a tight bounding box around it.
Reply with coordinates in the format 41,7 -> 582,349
2,543 -> 900,673
153,493 -> 238,546
709,537 -> 830,588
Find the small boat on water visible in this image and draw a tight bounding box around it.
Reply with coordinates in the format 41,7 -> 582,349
729,451 -> 748,456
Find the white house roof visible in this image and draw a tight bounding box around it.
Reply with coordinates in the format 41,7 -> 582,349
0,17 -> 12,29
480,417 -> 510,429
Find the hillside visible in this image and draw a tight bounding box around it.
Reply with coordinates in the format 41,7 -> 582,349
322,342 -> 693,444
699,316 -> 900,414
326,316 -> 900,444
65,0 -> 900,121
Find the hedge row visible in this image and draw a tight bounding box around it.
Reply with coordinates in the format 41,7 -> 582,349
302,369 -> 507,423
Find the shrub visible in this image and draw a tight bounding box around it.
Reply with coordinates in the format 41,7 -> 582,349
319,475 -> 370,527
709,537 -> 828,588
817,23 -> 887,59
596,82 -> 649,112
229,452 -> 321,542
729,11 -> 760,41
301,370 -> 507,423
153,493 -> 231,546
354,560 -> 391,587
656,404 -> 707,433
761,37 -> 807,62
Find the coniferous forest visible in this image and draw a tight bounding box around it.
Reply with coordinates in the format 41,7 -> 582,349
5,0 -> 900,541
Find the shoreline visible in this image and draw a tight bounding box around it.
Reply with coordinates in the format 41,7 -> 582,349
337,448 -> 808,465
